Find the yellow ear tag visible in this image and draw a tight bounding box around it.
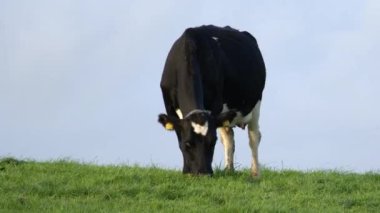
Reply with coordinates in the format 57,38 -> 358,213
223,120 -> 230,127
165,122 -> 174,130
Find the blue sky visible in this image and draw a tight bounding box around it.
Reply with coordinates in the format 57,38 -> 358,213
1,1 -> 379,172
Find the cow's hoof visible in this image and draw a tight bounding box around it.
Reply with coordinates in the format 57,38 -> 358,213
224,166 -> 235,173
251,170 -> 260,178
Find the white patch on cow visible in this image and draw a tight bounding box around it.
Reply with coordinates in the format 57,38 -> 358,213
191,121 -> 209,136
222,103 -> 229,113
250,101 -> 261,129
175,109 -> 183,119
212,36 -> 219,41
222,101 -> 262,127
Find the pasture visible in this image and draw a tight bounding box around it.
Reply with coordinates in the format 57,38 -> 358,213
0,158 -> 379,212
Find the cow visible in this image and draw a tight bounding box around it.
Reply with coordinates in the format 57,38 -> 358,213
158,25 -> 266,176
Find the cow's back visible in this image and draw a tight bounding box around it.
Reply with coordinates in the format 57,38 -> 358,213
188,25 -> 266,115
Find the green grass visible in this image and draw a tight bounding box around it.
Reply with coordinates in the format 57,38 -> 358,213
0,158 -> 379,212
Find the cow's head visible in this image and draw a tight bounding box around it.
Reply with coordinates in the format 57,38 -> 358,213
158,110 -> 236,175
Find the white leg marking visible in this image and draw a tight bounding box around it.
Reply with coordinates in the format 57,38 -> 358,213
247,101 -> 262,177
176,109 -> 183,119
219,127 -> 235,171
191,121 -> 209,136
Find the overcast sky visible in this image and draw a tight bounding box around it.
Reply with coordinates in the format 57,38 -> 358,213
1,0 -> 379,172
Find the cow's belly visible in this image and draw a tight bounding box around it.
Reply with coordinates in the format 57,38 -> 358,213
222,100 -> 261,128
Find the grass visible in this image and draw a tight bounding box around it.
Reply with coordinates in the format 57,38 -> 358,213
0,157 -> 379,212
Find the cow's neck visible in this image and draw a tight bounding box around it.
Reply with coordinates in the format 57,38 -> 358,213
177,70 -> 205,116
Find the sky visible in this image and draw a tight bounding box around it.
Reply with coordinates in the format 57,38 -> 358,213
1,0 -> 379,173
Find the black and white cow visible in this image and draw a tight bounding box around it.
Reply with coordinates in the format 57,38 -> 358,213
158,25 -> 266,176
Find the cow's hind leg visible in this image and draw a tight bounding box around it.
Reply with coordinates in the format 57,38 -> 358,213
219,127 -> 235,171
248,101 -> 262,177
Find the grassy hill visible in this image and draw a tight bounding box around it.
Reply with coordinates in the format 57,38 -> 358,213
0,158 -> 379,212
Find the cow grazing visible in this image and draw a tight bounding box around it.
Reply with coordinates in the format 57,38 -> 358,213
158,25 -> 266,176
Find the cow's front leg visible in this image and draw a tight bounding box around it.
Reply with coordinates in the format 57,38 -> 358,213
219,127 -> 235,171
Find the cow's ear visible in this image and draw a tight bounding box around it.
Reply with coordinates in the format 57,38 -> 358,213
215,111 -> 237,127
158,114 -> 178,131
